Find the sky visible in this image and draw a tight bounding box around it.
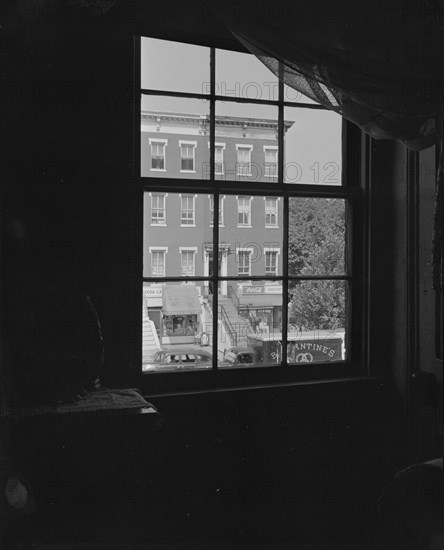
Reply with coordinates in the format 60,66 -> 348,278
141,37 -> 342,185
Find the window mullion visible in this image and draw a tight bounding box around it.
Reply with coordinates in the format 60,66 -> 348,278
279,62 -> 288,367
210,47 -> 219,372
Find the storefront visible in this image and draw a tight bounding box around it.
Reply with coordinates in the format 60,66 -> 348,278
161,284 -> 202,345
236,282 -> 282,334
143,284 -> 163,335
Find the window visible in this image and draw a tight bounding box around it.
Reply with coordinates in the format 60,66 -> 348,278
141,36 -> 363,390
237,196 -> 252,227
237,249 -> 252,276
215,143 -> 225,175
180,194 -> 195,226
179,140 -> 196,172
265,197 -> 278,227
149,248 -> 167,277
209,195 -> 224,226
180,248 -> 196,277
264,146 -> 278,178
151,193 -> 166,225
265,250 -> 279,276
149,138 -> 167,171
236,145 -> 253,176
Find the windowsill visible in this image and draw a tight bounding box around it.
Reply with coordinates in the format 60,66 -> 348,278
210,224 -> 225,228
180,224 -> 197,227
150,168 -> 166,172
237,225 -> 252,228
150,223 -> 167,227
180,170 -> 196,174
265,225 -> 279,229
142,374 -> 382,400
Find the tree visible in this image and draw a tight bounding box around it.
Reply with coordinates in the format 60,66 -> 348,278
288,198 -> 346,330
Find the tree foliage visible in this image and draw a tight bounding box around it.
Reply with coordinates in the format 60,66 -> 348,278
288,198 -> 346,330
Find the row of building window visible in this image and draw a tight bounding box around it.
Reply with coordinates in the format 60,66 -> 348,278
149,138 -> 278,177
151,194 -> 279,227
149,248 -> 280,277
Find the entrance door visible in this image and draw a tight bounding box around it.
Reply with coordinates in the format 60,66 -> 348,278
208,250 -> 222,295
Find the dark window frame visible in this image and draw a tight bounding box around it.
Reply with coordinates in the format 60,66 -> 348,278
135,35 -> 370,396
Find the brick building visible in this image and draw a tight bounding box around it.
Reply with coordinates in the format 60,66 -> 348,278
142,111 -> 294,353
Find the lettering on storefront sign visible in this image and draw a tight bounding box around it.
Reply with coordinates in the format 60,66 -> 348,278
242,285 -> 282,295
144,287 -> 163,297
293,342 -> 336,358
243,286 -> 264,294
264,286 -> 281,294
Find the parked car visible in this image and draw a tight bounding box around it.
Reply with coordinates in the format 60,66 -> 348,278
143,348 -> 213,373
219,347 -> 259,368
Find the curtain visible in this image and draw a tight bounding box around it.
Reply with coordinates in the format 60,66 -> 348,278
212,0 -> 441,151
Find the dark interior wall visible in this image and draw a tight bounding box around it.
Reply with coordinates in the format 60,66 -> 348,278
368,139 -> 408,393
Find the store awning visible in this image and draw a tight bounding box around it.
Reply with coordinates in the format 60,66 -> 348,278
162,285 -> 201,316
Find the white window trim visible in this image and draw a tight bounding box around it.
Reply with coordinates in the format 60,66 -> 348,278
236,195 -> 253,228
264,246 -> 281,276
235,247 -> 254,277
179,193 -> 197,227
149,192 -> 168,227
209,194 -> 225,227
149,138 -> 168,172
148,246 -> 168,277
179,247 -> 198,277
263,145 -> 278,178
264,196 -> 280,228
179,140 -> 197,174
235,144 -> 253,177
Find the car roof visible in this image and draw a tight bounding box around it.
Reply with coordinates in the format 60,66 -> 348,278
159,348 -> 212,358
227,347 -> 256,354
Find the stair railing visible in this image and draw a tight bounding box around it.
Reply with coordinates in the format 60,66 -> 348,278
219,305 -> 238,347
227,285 -> 240,309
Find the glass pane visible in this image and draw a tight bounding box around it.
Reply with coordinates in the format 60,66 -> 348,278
214,102 -> 278,182
287,280 -> 347,362
289,197 -> 347,276
141,37 -> 210,95
143,282 -> 213,373
217,280 -> 283,368
141,96 -> 210,178
284,107 -> 342,184
143,192 -> 211,277
216,49 -> 278,101
213,195 -> 283,275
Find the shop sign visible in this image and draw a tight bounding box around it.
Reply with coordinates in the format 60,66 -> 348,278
144,287 -> 163,297
264,285 -> 282,294
242,284 -> 282,295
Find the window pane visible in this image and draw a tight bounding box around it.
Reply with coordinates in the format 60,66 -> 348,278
289,198 -> 347,276
214,102 -> 279,182
141,37 -> 210,95
288,280 -> 347,362
141,96 -> 209,178
143,193 -> 211,277
143,282 -> 213,373
217,280 -> 283,368
216,49 -> 278,101
284,107 -> 342,185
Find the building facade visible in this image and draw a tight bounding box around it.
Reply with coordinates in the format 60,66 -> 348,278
142,111 -> 294,351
